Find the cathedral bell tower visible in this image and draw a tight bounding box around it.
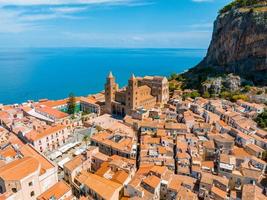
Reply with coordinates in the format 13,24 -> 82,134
105,72 -> 117,114
126,74 -> 138,113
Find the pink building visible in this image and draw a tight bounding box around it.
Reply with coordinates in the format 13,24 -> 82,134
24,124 -> 70,153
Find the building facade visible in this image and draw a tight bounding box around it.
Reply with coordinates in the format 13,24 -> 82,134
105,72 -> 169,116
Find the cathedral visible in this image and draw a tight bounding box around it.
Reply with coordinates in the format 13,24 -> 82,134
104,72 -> 169,116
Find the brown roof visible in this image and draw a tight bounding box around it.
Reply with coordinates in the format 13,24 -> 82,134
20,144 -> 55,175
0,157 -> 40,181
80,96 -> 98,105
176,186 -> 198,200
246,143 -> 264,153
150,166 -> 168,176
36,106 -> 68,119
80,171 -> 122,200
232,147 -> 251,158
26,124 -> 66,141
142,175 -> 161,189
37,99 -> 68,108
37,181 -> 71,200
0,146 -> 17,158
111,170 -> 129,184
241,167 -> 262,180
64,155 -> 83,171
211,186 -> 227,199
165,122 -> 187,130
201,161 -> 214,169
168,175 -> 182,192
242,184 -> 266,200
203,140 -> 215,149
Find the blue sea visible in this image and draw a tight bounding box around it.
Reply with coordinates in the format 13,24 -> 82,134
0,48 -> 206,104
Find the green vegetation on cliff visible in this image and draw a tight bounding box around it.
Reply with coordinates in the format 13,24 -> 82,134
219,0 -> 265,14
255,108 -> 267,128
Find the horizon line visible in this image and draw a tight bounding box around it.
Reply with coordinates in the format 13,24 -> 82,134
0,46 -> 207,50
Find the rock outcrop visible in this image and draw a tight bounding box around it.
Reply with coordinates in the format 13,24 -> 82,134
201,74 -> 241,95
186,1 -> 267,86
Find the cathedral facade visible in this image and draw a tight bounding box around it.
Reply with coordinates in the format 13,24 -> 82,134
104,72 -> 169,116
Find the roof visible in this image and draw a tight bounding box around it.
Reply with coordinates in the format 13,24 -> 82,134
165,122 -> 187,130
37,99 -> 68,108
246,143 -> 264,153
0,146 -> 17,158
80,96 -> 98,105
201,161 -> 214,169
20,144 -> 55,175
211,186 -> 227,199
168,175 -> 182,192
201,172 -> 229,186
150,166 -> 168,176
35,106 -> 68,119
237,131 -> 254,141
203,140 -> 215,149
37,181 -> 71,200
80,172 -> 122,200
95,162 -> 110,177
0,157 -> 40,181
111,170 -> 129,184
232,147 -> 251,158
176,186 -> 198,200
64,155 -> 83,171
142,175 -> 161,189
242,184 -> 266,200
90,132 -> 134,154
241,167 -> 262,180
25,124 -> 66,141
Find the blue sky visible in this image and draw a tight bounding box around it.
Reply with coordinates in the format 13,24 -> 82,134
0,0 -> 232,48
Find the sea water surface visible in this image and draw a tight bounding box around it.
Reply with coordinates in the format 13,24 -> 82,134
0,48 -> 206,104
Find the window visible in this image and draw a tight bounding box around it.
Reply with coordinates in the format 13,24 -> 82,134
28,182 -> 33,186
12,188 -> 17,193
30,191 -> 35,197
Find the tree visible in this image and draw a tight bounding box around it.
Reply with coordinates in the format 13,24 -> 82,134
83,135 -> 89,147
169,82 -> 177,92
190,91 -> 200,99
243,85 -> 251,93
231,94 -> 249,102
67,93 -> 76,115
202,91 -> 210,98
220,91 -> 231,99
169,73 -> 178,81
262,150 -> 267,162
255,109 -> 267,128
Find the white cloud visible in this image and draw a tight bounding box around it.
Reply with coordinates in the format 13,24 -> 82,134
0,0 -> 152,33
189,22 -> 213,28
0,0 -> 135,6
192,0 -> 213,2
62,30 -> 212,48
0,0 -> 150,33
0,8 -> 34,33
51,6 -> 88,14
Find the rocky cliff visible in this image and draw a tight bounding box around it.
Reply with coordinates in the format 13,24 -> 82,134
186,1 -> 267,86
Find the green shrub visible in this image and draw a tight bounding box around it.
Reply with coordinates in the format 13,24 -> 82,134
219,0 -> 262,14
220,91 -> 231,99
255,109 -> 267,128
231,94 -> 249,102
202,91 -> 211,98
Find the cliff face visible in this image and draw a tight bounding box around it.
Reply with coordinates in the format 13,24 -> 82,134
191,3 -> 267,85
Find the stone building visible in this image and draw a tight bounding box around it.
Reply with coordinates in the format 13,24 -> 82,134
104,72 -> 169,116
